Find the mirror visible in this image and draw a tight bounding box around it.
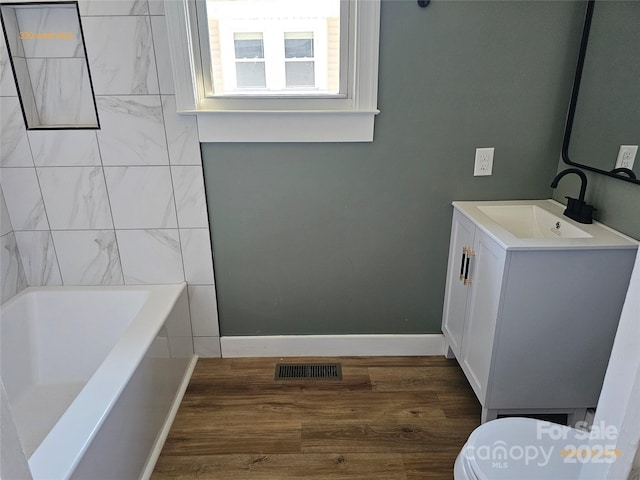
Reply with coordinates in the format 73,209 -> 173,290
0,1 -> 99,130
562,0 -> 640,185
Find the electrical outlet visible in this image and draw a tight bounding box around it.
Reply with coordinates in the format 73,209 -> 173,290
615,145 -> 638,170
474,148 -> 494,176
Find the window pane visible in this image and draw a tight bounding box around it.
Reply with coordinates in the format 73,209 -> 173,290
206,0 -> 340,95
236,62 -> 266,88
285,61 -> 315,87
234,33 -> 264,59
285,32 -> 314,58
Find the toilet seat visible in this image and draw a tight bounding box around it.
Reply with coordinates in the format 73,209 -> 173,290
456,417 -> 585,480
455,444 -> 480,479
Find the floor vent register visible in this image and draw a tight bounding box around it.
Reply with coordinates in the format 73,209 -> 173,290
274,363 -> 342,381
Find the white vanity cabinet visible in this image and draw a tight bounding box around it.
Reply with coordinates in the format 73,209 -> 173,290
442,209 -> 506,406
442,201 -> 638,424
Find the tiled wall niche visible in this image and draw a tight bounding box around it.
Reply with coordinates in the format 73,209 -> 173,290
0,0 -> 221,357
0,2 -> 100,128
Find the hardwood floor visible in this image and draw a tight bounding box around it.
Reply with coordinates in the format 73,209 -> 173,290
152,357 -> 481,479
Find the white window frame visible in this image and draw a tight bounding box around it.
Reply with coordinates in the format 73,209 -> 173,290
164,0 -> 380,142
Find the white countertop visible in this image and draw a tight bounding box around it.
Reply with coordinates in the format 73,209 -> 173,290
453,199 -> 639,250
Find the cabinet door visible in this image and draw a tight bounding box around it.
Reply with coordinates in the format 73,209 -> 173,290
441,210 -> 476,358
459,231 -> 506,402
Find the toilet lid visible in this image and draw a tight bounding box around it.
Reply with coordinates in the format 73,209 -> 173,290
464,418 -> 586,480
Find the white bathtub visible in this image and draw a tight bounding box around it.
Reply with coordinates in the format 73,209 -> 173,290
0,284 -> 196,480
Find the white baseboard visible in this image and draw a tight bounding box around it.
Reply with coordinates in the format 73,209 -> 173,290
220,334 -> 445,358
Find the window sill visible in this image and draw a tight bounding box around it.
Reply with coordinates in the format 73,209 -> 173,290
165,0 -> 380,143
193,109 -> 379,142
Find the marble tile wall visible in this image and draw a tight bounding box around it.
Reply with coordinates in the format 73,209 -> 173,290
0,184 -> 27,303
0,0 -> 220,357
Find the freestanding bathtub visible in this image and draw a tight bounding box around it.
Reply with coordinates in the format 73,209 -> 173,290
0,283 -> 196,480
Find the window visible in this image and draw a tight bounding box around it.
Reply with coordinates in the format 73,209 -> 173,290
164,0 -> 380,142
230,31 -> 316,90
233,33 -> 266,89
206,1 -> 338,96
284,32 -> 315,88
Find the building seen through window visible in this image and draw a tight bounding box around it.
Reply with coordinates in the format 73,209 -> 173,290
206,0 -> 340,96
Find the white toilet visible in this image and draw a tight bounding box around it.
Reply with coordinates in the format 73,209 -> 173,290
454,418 -> 590,480
454,417 -> 600,479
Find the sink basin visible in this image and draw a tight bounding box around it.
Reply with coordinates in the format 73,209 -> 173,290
452,200 -> 637,250
477,205 -> 592,239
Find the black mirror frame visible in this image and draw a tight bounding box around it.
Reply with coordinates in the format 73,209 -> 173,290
561,0 -> 640,185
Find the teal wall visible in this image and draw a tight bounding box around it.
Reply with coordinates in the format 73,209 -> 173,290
202,0 -> 586,336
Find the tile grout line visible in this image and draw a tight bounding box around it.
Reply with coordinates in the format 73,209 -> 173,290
92,110 -> 126,285
25,115 -> 64,287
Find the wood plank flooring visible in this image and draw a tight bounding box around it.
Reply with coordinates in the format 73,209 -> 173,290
152,357 -> 481,479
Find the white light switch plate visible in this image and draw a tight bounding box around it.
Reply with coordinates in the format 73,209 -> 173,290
474,148 -> 494,176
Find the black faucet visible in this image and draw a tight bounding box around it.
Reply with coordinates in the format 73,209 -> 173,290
550,168 -> 594,224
